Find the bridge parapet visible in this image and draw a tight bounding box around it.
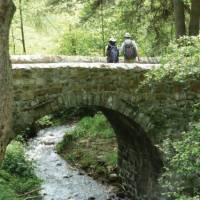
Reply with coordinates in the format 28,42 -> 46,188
11,55 -> 160,64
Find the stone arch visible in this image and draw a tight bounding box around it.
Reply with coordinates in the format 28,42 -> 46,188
14,92 -> 163,199
61,92 -> 163,199
58,92 -> 152,133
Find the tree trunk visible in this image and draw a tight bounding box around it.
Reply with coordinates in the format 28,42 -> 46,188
189,0 -> 200,36
173,0 -> 186,38
100,1 -> 105,57
19,0 -> 26,54
11,28 -> 16,54
0,0 -> 15,165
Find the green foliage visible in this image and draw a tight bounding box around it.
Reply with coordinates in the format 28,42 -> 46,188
0,169 -> 41,200
58,27 -> 103,56
69,112 -> 114,139
140,36 -> 200,87
57,113 -> 118,183
10,0 -> 177,56
175,196 -> 200,200
134,36 -> 200,141
0,174 -> 21,200
56,132 -> 74,154
80,0 -> 175,56
36,115 -> 54,128
3,141 -> 34,177
105,152 -> 118,166
160,123 -> 200,199
135,37 -> 200,199
57,112 -> 114,153
11,177 -> 41,195
0,140 -> 41,200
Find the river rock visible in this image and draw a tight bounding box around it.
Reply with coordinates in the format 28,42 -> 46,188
41,136 -> 56,145
63,175 -> 73,179
109,173 -> 118,182
43,141 -> 55,145
96,155 -> 106,165
56,162 -> 62,166
88,197 -> 96,200
78,171 -> 85,175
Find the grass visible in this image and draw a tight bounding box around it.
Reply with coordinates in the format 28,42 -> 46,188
56,112 -> 119,185
0,140 -> 41,200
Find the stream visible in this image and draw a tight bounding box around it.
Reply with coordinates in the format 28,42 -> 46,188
26,125 -> 127,200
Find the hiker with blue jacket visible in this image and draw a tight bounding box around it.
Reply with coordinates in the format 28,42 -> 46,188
120,33 -> 140,63
106,37 -> 119,63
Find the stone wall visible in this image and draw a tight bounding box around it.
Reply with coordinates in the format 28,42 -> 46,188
11,61 -> 200,199
11,55 -> 160,64
13,62 -> 159,132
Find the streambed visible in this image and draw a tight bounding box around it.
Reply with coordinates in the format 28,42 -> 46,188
26,125 -> 128,200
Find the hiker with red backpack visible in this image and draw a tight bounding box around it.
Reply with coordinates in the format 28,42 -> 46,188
120,33 -> 140,63
106,37 -> 119,63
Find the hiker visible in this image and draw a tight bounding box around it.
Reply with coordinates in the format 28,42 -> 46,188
106,37 -> 119,63
120,33 -> 140,63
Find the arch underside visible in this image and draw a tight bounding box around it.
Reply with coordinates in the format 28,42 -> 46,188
14,92 -> 150,132
14,92 -> 163,199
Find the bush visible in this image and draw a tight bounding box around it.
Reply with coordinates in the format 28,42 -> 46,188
56,112 -> 114,153
0,140 -> 41,200
69,112 -> 114,139
160,123 -> 200,199
137,36 -> 200,199
2,141 -> 34,177
35,115 -> 54,128
0,177 -> 21,200
176,196 -> 200,200
140,36 -> 200,88
136,35 -> 200,140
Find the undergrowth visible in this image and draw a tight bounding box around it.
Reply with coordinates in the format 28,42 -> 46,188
0,141 -> 41,200
160,122 -> 200,200
56,112 -> 119,185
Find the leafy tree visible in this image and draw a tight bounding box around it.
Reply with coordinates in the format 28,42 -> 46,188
80,0 -> 174,56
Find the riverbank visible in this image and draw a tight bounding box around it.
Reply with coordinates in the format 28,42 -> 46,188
0,140 -> 41,200
56,113 -> 122,193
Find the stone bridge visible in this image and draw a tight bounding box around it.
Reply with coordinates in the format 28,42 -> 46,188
10,56 -> 200,200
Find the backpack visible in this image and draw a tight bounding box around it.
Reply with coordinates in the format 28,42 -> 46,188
108,45 -> 119,63
124,40 -> 137,60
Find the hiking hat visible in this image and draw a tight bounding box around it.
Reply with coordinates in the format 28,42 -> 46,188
124,32 -> 131,38
109,37 -> 117,42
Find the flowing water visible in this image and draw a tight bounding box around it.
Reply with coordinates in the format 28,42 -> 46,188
26,125 -> 123,200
